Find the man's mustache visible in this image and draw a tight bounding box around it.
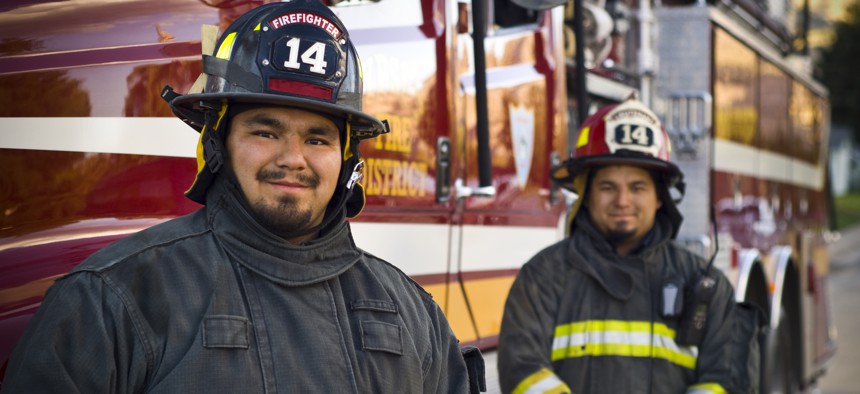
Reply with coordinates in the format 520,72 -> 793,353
257,169 -> 321,188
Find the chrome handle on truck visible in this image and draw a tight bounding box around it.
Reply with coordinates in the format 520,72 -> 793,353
436,137 -> 452,203
455,178 -> 496,199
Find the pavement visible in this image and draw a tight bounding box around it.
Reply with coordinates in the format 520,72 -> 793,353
828,224 -> 860,271
817,224 -> 860,394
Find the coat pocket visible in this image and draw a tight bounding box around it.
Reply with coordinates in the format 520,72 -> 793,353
203,315 -> 250,349
360,320 -> 403,356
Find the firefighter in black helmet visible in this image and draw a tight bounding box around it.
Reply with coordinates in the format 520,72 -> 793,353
3,2 -> 474,392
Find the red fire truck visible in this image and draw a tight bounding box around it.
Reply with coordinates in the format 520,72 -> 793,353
0,0 -> 835,391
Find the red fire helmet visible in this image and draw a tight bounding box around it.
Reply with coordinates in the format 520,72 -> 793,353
552,98 -> 683,192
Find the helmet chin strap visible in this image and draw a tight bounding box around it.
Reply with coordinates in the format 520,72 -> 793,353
346,160 -> 365,190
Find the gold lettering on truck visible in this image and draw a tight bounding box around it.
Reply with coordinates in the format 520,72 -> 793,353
372,114 -> 413,153
362,113 -> 427,197
364,158 -> 428,197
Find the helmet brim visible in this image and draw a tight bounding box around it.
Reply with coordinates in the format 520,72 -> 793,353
551,152 -> 683,193
170,91 -> 387,139
577,155 -> 680,175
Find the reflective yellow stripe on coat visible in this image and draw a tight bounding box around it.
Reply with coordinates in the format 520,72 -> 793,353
512,368 -> 572,394
687,382 -> 727,393
551,320 -> 698,369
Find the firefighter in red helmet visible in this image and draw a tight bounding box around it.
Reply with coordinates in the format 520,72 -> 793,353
3,1 -> 475,392
498,98 -> 744,393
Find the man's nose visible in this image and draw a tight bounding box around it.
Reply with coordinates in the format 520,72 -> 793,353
274,137 -> 308,169
614,188 -> 632,206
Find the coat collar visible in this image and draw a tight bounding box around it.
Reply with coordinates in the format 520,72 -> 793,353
205,176 -> 361,286
564,213 -> 674,301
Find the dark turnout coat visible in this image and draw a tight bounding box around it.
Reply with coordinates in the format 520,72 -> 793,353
498,214 -> 736,394
3,178 -> 469,393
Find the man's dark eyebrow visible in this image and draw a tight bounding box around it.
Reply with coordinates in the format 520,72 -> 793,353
242,113 -> 283,129
594,178 -> 650,187
307,125 -> 339,138
241,113 -> 338,137
629,179 -> 652,187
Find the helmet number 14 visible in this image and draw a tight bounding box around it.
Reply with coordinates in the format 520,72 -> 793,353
282,37 -> 328,75
615,124 -> 654,147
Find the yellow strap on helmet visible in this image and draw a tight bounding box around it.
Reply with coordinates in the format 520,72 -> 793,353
343,122 -> 354,161
564,170 -> 589,237
186,102 -> 230,195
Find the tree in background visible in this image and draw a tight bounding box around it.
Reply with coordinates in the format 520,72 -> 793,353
816,1 -> 860,141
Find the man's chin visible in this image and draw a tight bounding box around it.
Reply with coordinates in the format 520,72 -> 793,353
606,227 -> 637,243
251,199 -> 314,236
